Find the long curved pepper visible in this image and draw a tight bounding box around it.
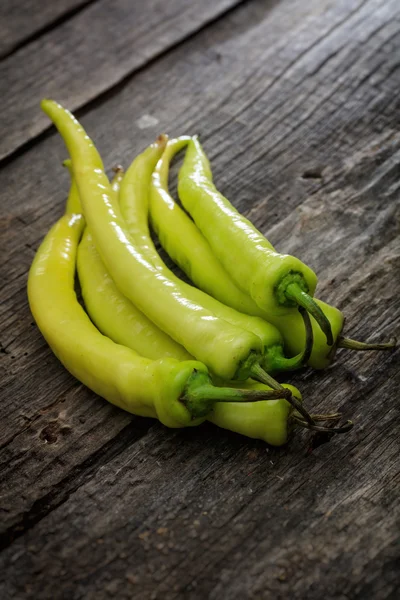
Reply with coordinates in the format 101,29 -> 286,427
150,137 -> 313,375
177,136 -> 333,346
28,207 -> 295,431
150,137 -> 267,317
40,99 -> 268,384
71,164 -> 193,362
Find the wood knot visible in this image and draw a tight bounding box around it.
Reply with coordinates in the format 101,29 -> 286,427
40,421 -> 72,444
301,166 -> 325,180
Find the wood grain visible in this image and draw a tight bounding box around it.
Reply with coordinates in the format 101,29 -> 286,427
0,0 -> 245,162
1,0 -> 399,597
0,0 -> 95,59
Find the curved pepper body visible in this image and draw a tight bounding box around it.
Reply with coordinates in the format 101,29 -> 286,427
78,229 -> 193,362
41,100 -> 263,381
150,137 -> 267,318
27,212 -> 207,428
208,382 -> 300,446
67,156 -> 191,362
177,137 -> 318,316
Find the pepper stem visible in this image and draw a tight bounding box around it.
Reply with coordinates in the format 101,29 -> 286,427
250,363 -> 316,427
181,371 -> 292,419
293,415 -> 353,435
338,336 -> 396,351
285,282 -> 333,346
270,306 -> 313,372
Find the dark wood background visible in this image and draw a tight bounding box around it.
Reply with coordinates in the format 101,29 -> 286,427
1,0 -> 399,598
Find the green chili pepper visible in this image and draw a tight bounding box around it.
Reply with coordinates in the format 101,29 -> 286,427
178,136 -> 334,346
40,101 -> 280,387
115,131 -> 313,384
150,137 -> 314,374
72,164 -> 193,362
41,99 -> 356,433
28,203 -> 295,431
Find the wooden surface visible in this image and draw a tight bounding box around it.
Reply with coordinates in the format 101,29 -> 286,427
1,0 -> 399,598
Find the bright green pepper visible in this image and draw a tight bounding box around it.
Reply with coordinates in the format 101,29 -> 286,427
149,136 -> 313,374
178,137 -> 333,346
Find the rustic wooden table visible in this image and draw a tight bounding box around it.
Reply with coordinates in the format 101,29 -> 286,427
1,0 -> 399,598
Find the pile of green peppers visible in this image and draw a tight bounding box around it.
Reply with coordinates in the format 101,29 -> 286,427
27,100 -> 395,447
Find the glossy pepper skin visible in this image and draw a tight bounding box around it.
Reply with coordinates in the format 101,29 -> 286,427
148,139 -> 349,369
177,137 -> 336,350
74,162 -> 193,362
178,137 -> 318,316
41,100 -> 264,382
84,168 -> 302,443
71,160 -> 304,442
150,137 -> 266,318
149,137 -> 314,374
78,229 -> 194,362
209,381 -> 301,446
27,211 -> 209,428
28,190 -> 296,438
119,139 -> 293,372
174,138 -> 343,367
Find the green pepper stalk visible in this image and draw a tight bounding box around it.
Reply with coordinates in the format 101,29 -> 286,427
177,136 -> 333,345
270,299 -> 395,369
27,210 -> 298,430
209,380 -> 353,444
149,137 -> 312,375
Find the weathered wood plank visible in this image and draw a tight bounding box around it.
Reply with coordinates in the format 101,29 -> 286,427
0,0 -> 94,59
0,0 -> 245,162
0,357 -> 398,599
0,0 -> 399,596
